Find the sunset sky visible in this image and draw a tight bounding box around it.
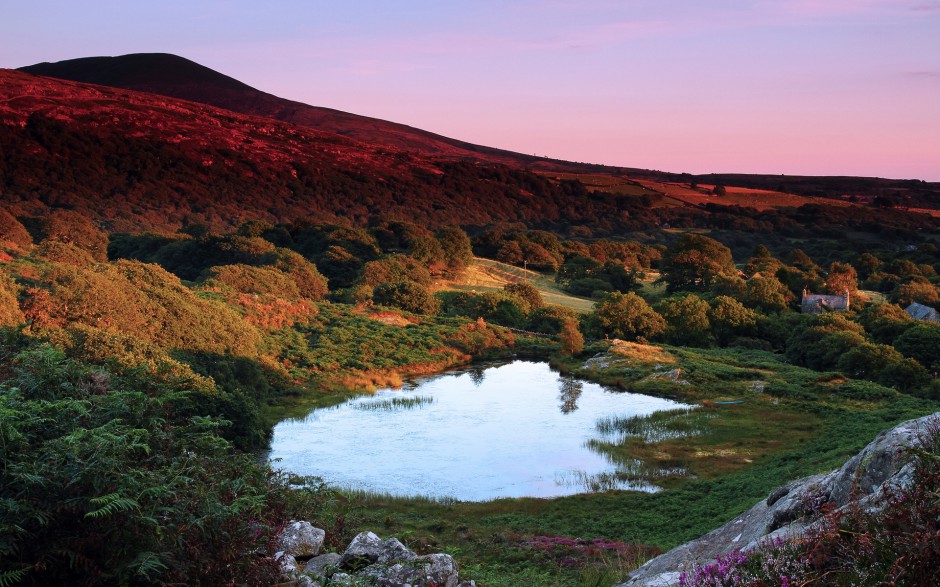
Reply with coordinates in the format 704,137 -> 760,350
4,1 -> 939,180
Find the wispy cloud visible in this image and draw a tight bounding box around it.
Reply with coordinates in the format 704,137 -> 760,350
908,70 -> 940,80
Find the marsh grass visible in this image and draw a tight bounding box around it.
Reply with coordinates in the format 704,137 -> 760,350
595,407 -> 713,443
354,395 -> 436,411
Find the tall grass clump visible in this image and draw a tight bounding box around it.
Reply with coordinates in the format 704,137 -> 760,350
354,395 -> 436,411
595,408 -> 712,442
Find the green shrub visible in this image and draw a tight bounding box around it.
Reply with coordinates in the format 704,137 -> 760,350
0,341 -> 329,586
201,264 -> 302,298
373,281 -> 441,315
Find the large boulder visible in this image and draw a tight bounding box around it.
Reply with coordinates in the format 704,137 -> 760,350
617,413 -> 939,587
340,531 -> 419,571
278,520 -> 326,557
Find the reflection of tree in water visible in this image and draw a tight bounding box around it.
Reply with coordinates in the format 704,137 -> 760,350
467,367 -> 486,387
559,376 -> 583,414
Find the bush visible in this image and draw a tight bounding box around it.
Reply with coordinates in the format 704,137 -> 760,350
0,276 -> 24,326
30,209 -> 108,261
658,294 -> 712,346
592,292 -> 666,341
0,207 -> 33,248
200,264 -> 302,298
894,324 -> 940,371
373,281 -> 441,315
26,260 -> 262,356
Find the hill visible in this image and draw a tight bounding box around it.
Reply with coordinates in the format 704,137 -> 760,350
18,53 -> 600,173
3,65 -> 939,235
21,54 -> 940,213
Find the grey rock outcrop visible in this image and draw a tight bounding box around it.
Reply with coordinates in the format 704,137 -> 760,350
277,526 -> 468,587
279,520 -> 326,557
616,413 -> 938,587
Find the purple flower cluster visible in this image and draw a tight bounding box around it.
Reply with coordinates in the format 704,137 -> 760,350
678,538 -> 807,587
678,549 -> 749,586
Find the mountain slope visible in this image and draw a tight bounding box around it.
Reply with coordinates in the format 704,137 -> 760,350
19,53 -> 597,172
0,68 -> 652,232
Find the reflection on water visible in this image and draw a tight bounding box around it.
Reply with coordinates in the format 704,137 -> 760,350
467,366 -> 486,387
559,376 -> 583,414
268,361 -> 689,501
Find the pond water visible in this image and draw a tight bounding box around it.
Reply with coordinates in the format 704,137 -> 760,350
268,361 -> 690,501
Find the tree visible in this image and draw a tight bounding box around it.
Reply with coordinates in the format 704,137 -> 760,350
708,295 -> 757,345
657,294 -> 712,346
857,303 -> 913,344
892,279 -> 940,307
825,261 -> 858,295
660,234 -> 737,292
743,276 -> 792,313
894,324 -> 940,371
559,318 -> 584,356
435,226 -> 473,276
592,292 -> 666,341
372,281 -> 440,315
504,282 -> 543,311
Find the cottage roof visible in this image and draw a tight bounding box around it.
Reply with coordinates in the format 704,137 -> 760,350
905,302 -> 940,322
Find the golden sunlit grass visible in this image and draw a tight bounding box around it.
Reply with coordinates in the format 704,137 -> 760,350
609,340 -> 677,365
437,257 -> 596,313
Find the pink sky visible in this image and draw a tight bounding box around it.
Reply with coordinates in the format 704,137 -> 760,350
4,0 -> 939,180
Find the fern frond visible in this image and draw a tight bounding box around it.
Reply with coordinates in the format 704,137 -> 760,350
84,493 -> 140,519
0,567 -> 29,587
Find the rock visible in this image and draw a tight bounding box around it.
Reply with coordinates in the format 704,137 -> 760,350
615,412 -> 939,587
275,551 -> 298,574
329,572 -> 354,586
278,520 -> 326,557
303,552 -> 342,578
379,537 -> 418,562
295,575 -> 321,587
341,531 -> 385,570
417,553 -> 459,587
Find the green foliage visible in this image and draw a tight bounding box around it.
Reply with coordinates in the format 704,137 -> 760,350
503,281 -> 544,310
658,294 -> 712,347
373,281 -> 441,315
438,290 -> 529,328
857,303 -> 914,344
526,305 -> 580,335
742,275 -> 791,313
894,324 -> 940,371
660,234 -> 738,292
201,263 -> 302,298
435,226 -> 474,275
25,260 -> 261,356
591,292 -> 666,341
33,240 -> 96,266
708,296 -> 757,346
0,277 -> 23,327
28,209 -> 108,261
0,338 -> 329,586
359,254 -> 432,288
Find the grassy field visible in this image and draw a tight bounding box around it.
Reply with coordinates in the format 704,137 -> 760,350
437,257 -> 597,313
318,342 -> 939,587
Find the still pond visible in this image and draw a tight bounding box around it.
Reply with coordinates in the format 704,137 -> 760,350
268,361 -> 691,501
